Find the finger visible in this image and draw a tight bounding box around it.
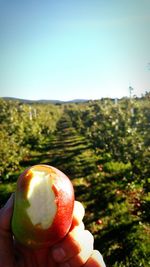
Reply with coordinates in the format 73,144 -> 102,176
83,250 -> 106,267
59,230 -> 94,267
51,229 -> 93,264
0,194 -> 15,265
71,201 -> 85,228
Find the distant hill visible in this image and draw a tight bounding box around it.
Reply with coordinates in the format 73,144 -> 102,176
1,97 -> 89,104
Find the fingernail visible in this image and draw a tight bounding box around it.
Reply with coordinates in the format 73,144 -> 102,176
52,247 -> 66,262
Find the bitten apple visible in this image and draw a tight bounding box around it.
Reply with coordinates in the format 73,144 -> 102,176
12,165 -> 74,249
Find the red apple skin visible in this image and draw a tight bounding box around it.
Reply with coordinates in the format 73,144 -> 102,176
12,165 -> 75,249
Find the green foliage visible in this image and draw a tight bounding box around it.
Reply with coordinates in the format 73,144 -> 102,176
103,161 -> 132,177
0,124 -> 28,179
0,96 -> 149,266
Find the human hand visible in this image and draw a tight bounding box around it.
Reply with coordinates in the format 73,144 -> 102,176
0,195 -> 106,267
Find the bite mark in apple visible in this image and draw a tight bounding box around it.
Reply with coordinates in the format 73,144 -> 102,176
27,170 -> 57,229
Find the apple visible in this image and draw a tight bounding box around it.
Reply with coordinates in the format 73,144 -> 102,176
12,165 -> 74,249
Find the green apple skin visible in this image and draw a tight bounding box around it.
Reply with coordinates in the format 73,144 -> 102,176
12,165 -> 74,249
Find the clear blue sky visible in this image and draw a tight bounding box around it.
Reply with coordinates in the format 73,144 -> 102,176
0,0 -> 150,100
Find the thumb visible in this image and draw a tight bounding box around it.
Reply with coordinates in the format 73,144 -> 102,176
0,194 -> 14,230
0,194 -> 15,266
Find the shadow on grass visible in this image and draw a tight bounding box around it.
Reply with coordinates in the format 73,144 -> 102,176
95,222 -> 136,267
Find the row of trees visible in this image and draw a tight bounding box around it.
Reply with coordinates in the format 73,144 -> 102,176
0,96 -> 149,182
0,99 -> 62,178
66,97 -> 150,182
